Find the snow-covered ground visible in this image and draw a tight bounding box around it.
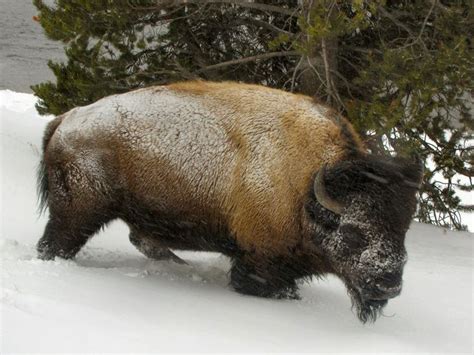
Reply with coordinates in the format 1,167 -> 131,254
1,90 -> 473,353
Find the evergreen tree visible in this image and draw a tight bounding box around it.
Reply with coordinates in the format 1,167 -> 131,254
32,0 -> 473,230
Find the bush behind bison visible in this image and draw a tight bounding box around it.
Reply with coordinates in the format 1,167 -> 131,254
35,81 -> 422,322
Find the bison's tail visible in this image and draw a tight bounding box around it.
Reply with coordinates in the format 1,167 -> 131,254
37,115 -> 63,215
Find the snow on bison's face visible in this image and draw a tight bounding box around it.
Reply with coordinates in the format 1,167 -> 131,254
313,155 -> 423,323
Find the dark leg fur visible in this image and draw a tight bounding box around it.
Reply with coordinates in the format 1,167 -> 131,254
37,153 -> 116,260
230,255 -> 300,299
129,228 -> 187,264
37,213 -> 111,260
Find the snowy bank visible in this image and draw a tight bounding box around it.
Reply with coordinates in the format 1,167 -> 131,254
1,91 -> 473,353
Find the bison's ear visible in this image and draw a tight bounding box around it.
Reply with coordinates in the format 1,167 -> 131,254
393,154 -> 424,189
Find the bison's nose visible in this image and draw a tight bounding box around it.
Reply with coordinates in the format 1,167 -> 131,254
369,283 -> 402,299
362,272 -> 403,300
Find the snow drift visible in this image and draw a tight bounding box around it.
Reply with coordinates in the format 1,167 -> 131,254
0,90 -> 472,353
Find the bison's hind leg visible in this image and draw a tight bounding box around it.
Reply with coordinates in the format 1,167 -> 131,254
38,213 -> 113,260
37,152 -> 117,260
230,254 -> 300,300
129,229 -> 187,264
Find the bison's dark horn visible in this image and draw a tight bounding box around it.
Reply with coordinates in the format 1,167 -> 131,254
314,166 -> 345,215
361,171 -> 389,184
403,153 -> 424,189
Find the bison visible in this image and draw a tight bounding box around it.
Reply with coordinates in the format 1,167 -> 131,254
36,81 -> 422,322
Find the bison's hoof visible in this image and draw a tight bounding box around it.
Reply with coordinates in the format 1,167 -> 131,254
232,278 -> 300,300
37,240 -> 56,260
36,239 -> 76,261
233,285 -> 300,300
274,287 -> 301,300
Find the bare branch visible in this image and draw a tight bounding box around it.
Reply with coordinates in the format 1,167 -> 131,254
130,0 -> 299,17
377,6 -> 413,36
290,55 -> 304,92
305,56 -> 327,93
237,17 -> 295,36
427,0 -> 449,12
194,50 -> 299,73
416,0 -> 436,43
330,69 -> 355,99
345,46 -> 383,55
321,38 -> 333,104
459,204 -> 474,212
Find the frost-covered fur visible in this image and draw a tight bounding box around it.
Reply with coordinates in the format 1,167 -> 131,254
36,81 -> 422,323
308,156 -> 422,322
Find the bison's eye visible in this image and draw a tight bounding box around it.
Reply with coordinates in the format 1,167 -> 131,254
339,224 -> 367,249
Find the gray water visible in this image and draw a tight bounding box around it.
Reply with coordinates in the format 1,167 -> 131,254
0,0 -> 64,92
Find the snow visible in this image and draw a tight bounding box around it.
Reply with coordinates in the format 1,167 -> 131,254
1,90 -> 473,353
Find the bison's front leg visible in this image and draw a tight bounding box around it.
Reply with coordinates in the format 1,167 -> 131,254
129,229 -> 187,264
230,254 -> 300,300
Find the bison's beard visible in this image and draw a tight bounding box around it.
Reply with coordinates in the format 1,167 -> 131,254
347,286 -> 388,323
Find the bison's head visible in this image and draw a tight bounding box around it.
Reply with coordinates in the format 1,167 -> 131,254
311,155 -> 423,323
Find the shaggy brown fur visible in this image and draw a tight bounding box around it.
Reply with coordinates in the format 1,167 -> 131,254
38,80 -> 359,273
167,81 -> 364,255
